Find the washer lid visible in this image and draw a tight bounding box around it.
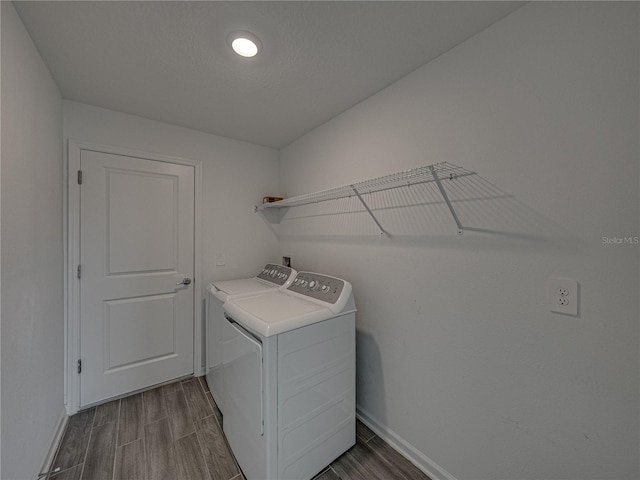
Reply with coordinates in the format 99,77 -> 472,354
224,291 -> 341,337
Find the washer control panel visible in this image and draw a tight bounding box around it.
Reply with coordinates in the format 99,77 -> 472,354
256,264 -> 294,286
288,272 -> 344,304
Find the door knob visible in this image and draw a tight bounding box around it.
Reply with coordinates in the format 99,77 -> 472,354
176,277 -> 192,286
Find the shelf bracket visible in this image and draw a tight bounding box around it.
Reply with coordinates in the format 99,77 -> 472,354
351,185 -> 389,237
429,166 -> 463,235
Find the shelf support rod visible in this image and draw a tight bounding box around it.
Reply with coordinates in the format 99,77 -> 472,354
430,166 -> 464,235
351,185 -> 389,237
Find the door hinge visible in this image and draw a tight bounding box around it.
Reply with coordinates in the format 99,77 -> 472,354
77,264 -> 81,279
77,170 -> 83,185
77,359 -> 82,374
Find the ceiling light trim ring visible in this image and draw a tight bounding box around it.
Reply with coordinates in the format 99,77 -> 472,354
228,31 -> 262,58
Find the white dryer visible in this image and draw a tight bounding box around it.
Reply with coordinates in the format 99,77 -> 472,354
205,264 -> 296,409
222,272 -> 356,480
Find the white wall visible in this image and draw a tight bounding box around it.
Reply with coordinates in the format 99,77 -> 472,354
63,100 -> 281,303
279,3 -> 639,480
1,3 -> 65,479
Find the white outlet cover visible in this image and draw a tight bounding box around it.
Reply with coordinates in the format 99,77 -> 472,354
547,277 -> 578,315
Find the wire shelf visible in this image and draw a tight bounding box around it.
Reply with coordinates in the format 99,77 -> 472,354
257,162 -> 475,210
256,162 -> 476,235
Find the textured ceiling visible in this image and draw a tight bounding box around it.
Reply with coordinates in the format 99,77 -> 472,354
14,1 -> 523,148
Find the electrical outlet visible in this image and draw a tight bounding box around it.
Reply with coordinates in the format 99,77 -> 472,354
215,253 -> 226,266
547,277 -> 578,315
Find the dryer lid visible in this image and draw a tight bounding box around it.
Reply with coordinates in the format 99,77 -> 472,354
210,278 -> 276,297
208,263 -> 297,299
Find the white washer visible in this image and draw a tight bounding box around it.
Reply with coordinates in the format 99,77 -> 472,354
222,272 -> 356,480
206,263 -> 296,409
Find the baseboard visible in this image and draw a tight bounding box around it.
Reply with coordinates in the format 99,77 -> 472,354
38,408 -> 68,478
356,406 -> 458,480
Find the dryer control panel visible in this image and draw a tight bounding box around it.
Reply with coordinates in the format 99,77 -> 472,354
257,264 -> 294,286
288,272 -> 344,304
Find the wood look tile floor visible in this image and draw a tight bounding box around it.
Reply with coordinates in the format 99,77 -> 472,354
48,377 -> 431,480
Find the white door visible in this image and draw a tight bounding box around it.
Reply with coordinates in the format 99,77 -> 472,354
79,150 -> 194,406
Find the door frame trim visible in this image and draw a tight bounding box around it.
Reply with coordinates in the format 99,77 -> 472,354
65,139 -> 203,414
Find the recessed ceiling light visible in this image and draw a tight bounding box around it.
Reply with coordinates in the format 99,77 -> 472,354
228,31 -> 261,58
